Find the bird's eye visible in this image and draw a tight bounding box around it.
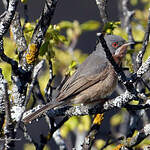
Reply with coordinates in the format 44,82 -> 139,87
112,42 -> 118,48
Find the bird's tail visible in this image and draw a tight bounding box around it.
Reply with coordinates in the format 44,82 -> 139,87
22,101 -> 66,123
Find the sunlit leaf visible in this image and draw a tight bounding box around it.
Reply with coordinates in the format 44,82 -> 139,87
24,23 -> 34,33
39,41 -> 49,56
58,21 -> 73,29
24,144 -> 35,150
130,0 -> 138,6
60,116 -> 79,138
110,113 -> 123,126
78,115 -> 91,132
81,20 -> 100,31
104,22 -> 121,34
57,35 -> 67,42
20,0 -> 27,3
95,139 -> 106,149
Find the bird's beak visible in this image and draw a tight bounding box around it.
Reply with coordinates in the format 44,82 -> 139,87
115,42 -> 133,56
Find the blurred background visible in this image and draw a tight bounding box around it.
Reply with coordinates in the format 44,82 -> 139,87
0,0 -> 149,150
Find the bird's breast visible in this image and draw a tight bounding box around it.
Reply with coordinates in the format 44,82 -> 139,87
93,64 -> 118,99
73,64 -> 118,104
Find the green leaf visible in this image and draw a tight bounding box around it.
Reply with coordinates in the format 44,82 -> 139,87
103,21 -> 120,34
69,61 -> 77,70
21,0 -> 28,3
80,20 -> 100,31
24,23 -> 34,33
130,0 -> 138,6
39,41 -> 49,56
58,21 -> 73,29
49,47 -> 55,59
58,35 -> 67,42
110,113 -> 123,126
67,61 -> 78,76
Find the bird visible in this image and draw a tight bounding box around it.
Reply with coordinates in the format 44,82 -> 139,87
23,34 -> 130,123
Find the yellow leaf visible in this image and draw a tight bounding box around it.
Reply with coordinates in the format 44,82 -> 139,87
79,115 -> 91,131
110,113 -> 123,126
60,124 -> 70,138
95,139 -> 105,149
24,144 -> 35,150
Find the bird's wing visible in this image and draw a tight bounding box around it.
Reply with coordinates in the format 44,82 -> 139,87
56,54 -> 110,102
60,51 -> 108,91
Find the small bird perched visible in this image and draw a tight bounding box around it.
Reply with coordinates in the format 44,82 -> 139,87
23,34 -> 130,123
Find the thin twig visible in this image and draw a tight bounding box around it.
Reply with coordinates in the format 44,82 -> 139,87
4,79 -> 15,150
82,114 -> 104,150
136,9 -> 150,69
53,129 -> 67,150
0,0 -> 19,38
124,123 -> 150,148
33,80 -> 46,105
121,0 -> 136,73
95,0 -> 108,26
14,60 -> 45,132
10,12 -> 27,56
22,0 -> 58,70
45,60 -> 54,102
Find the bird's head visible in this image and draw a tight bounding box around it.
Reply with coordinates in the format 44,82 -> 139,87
113,42 -> 132,65
96,34 -> 131,65
96,34 -> 126,56
104,34 -> 126,54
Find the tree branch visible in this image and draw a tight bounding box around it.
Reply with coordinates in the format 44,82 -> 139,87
95,0 -> 108,26
10,12 -> 27,55
0,0 -> 19,37
22,0 -> 58,71
3,76 -> 15,150
136,9 -> 150,69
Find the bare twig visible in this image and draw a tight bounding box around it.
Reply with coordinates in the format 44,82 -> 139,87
136,9 -> 150,69
0,69 -> 6,113
45,60 -> 54,102
101,136 -> 124,150
25,60 -> 45,107
53,129 -> 67,150
121,0 -> 136,74
0,71 -> 5,134
10,12 -> 27,56
15,60 -> 45,130
3,79 -> 15,150
0,0 -> 19,38
124,123 -> 150,148
4,81 -> 11,126
22,0 -> 58,70
136,56 -> 150,78
121,0 -> 135,44
33,80 -> 46,105
82,114 -> 104,150
95,0 -> 108,26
